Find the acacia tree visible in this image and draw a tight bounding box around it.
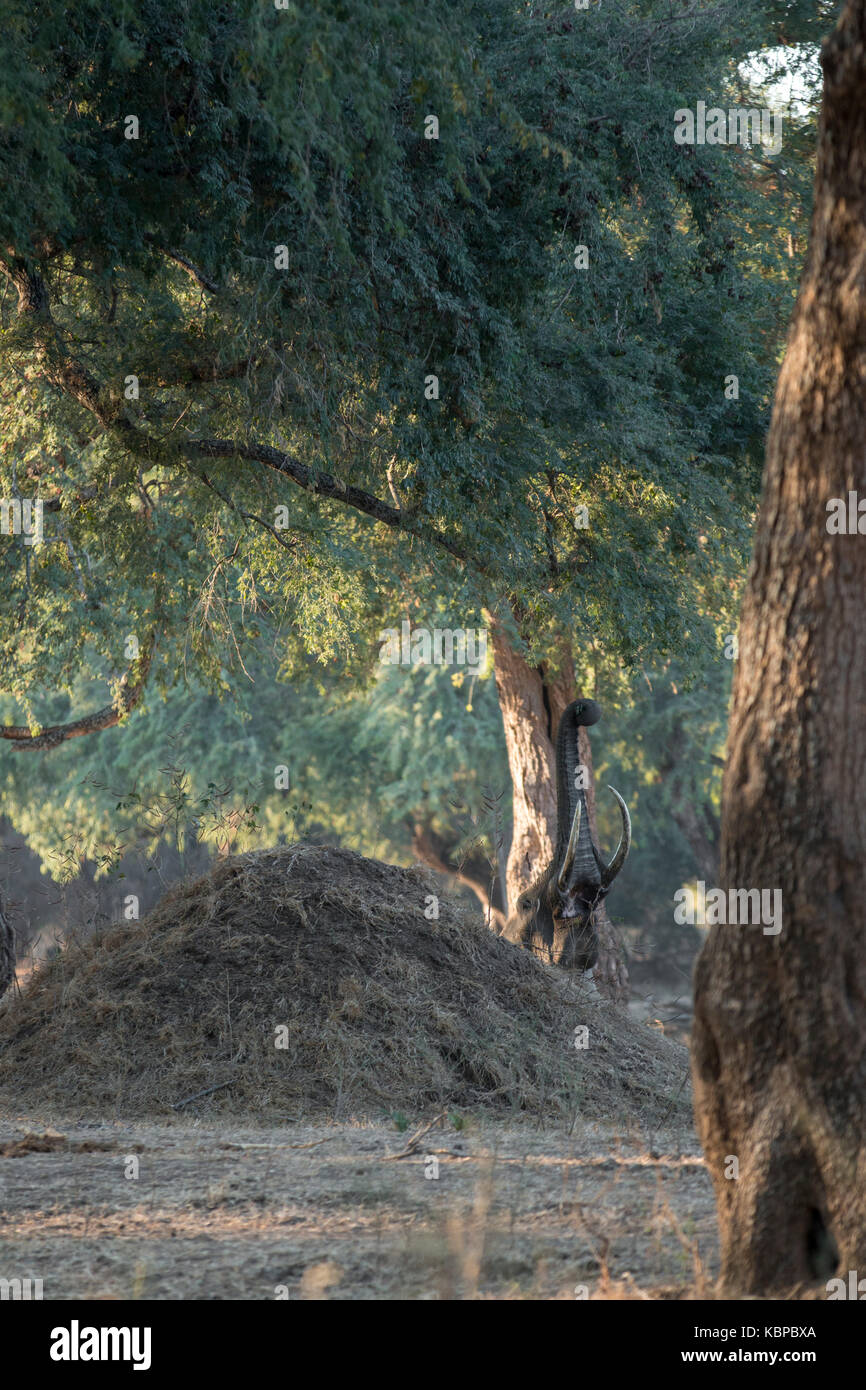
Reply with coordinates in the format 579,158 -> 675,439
0,0 -> 793,994
692,0 -> 866,1294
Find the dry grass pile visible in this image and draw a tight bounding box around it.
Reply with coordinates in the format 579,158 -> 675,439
0,846 -> 689,1122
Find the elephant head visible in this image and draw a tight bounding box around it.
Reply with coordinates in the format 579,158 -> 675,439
503,699 -> 631,972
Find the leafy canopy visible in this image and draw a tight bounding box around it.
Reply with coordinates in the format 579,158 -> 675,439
0,0 -> 802,732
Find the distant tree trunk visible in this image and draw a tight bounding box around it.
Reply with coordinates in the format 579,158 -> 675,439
659,723 -> 720,882
410,820 -> 507,931
488,618 -> 558,904
692,0 -> 866,1294
488,616 -> 628,1003
0,892 -> 15,1002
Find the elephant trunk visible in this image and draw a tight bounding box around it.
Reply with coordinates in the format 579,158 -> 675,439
553,699 -> 602,891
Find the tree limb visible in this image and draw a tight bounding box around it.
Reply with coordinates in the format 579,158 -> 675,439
190,468 -> 299,553
0,633 -> 155,752
3,257 -> 494,589
187,436 -> 479,572
142,235 -> 219,293
2,257 -> 117,427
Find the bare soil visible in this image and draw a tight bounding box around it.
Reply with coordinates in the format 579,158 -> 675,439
0,1112 -> 717,1300
0,846 -> 714,1299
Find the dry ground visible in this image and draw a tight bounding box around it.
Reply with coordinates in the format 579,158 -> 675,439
0,847 -> 713,1299
0,1112 -> 717,1300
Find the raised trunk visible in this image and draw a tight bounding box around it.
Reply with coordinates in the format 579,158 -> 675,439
488,617 -> 628,1003
553,701 -> 601,889
691,0 -> 866,1295
572,714 -> 630,1004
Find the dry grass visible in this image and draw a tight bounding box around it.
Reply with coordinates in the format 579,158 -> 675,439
0,845 -> 689,1124
0,1114 -> 714,1299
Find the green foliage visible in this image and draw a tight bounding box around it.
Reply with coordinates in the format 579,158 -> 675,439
0,0 -> 826,949
0,643 -> 508,874
1,0 -> 806,711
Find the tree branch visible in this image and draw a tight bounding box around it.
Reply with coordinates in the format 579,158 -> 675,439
143,235 -> 219,293
3,256 -> 490,584
186,436 -> 478,572
190,468 -> 299,554
2,257 -> 118,428
150,357 -> 253,388
0,634 -> 155,753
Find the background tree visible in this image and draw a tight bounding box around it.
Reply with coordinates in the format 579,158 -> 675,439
0,890 -> 13,1001
692,0 -> 866,1294
0,646 -> 511,936
0,638 -> 731,1003
0,0 -> 807,993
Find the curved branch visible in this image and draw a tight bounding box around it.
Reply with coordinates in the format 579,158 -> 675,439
2,257 -> 116,426
2,256 -> 492,582
142,235 -> 220,293
0,634 -> 155,752
411,820 -> 506,931
187,436 -> 480,572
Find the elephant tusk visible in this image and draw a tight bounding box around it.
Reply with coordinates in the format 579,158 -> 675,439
557,799 -> 582,892
601,786 -> 631,887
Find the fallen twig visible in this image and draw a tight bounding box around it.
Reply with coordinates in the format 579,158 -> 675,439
172,1080 -> 235,1110
219,1137 -> 336,1152
383,1111 -> 448,1160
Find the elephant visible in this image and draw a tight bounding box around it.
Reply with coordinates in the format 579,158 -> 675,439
500,698 -> 630,972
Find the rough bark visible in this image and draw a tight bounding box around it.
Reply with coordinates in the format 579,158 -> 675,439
488,616 -> 628,1002
489,619 -> 558,908
692,0 -> 866,1295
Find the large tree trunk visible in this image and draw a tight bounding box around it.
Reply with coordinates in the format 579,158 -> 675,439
692,0 -> 866,1295
488,616 -> 629,1003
